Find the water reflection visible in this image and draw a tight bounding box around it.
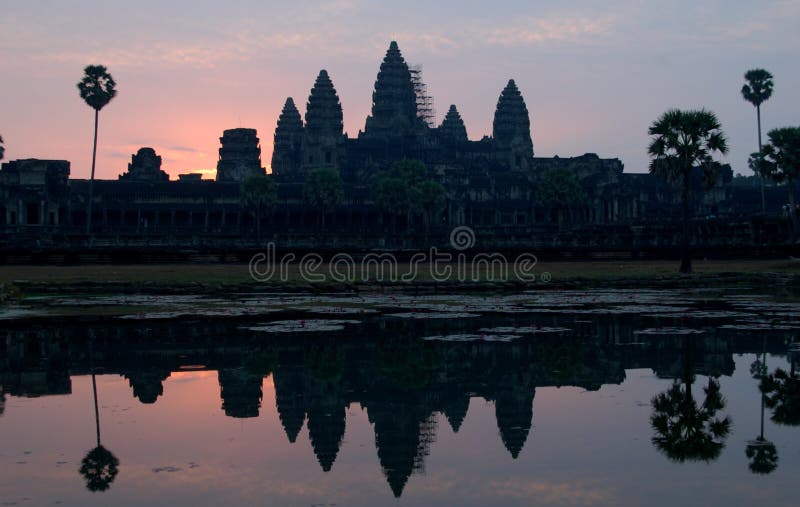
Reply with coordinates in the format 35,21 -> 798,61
80,338 -> 120,492
760,351 -> 800,427
649,336 -> 732,462
1,304 -> 799,502
746,339 -> 779,474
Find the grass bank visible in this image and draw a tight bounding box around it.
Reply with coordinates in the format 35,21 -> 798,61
0,259 -> 798,289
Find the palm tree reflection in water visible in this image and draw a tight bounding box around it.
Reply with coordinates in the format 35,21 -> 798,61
760,347 -> 800,427
745,339 -> 778,474
79,337 -> 119,492
650,336 -> 732,462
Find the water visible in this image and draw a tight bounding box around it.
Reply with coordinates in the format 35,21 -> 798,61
1,287 -> 799,506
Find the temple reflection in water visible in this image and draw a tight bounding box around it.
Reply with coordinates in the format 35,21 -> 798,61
2,312 -> 796,497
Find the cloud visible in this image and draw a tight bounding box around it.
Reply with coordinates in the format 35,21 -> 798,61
480,16 -> 617,47
168,145 -> 204,153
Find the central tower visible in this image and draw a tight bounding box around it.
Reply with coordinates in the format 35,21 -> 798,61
362,41 -> 419,139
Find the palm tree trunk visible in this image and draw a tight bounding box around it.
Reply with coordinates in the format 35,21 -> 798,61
680,175 -> 692,274
89,338 -> 101,447
86,109 -> 99,236
682,334 -> 694,408
757,105 -> 766,215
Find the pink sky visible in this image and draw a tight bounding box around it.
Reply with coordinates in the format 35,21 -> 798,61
1,1 -> 799,180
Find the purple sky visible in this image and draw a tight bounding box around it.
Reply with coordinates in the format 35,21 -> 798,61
1,0 -> 798,179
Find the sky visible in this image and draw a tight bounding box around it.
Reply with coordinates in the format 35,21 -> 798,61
1,0 -> 799,180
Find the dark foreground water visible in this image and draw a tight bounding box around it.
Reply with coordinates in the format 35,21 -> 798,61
1,288 -> 799,506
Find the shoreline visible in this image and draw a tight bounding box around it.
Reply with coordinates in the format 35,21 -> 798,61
2,259 -> 799,296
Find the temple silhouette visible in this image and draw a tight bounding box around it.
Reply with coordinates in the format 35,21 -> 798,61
1,41 -> 796,253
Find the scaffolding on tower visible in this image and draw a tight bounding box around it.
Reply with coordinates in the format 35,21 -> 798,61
409,64 -> 436,128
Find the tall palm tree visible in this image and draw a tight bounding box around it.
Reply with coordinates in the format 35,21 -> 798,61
77,65 -> 117,236
741,69 -> 774,214
79,337 -> 119,492
648,109 -> 728,273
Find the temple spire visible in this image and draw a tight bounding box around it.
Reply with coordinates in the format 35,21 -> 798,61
305,70 -> 343,138
302,69 -> 344,169
438,105 -> 468,143
492,79 -> 534,169
362,41 -> 418,138
271,97 -> 304,177
302,70 -> 344,169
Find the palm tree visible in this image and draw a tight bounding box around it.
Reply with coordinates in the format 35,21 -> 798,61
741,69 -> 774,214
0,135 -> 5,161
79,337 -> 119,492
303,168 -> 343,233
647,109 -> 728,273
77,65 -> 117,236
241,173 -> 277,241
753,126 -> 800,237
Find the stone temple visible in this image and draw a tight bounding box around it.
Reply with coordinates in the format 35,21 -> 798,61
0,41 -> 796,253
272,42 -> 537,182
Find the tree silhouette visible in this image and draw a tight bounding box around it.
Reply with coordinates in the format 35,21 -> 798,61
241,173 -> 277,241
372,159 -> 438,245
373,174 -> 411,241
741,68 -> 774,214
77,65 -> 117,236
647,109 -> 728,273
303,168 -> 343,232
79,338 -> 119,492
417,180 -> 445,245
537,167 -> 585,227
650,336 -> 731,462
752,127 -> 800,236
0,135 -> 4,161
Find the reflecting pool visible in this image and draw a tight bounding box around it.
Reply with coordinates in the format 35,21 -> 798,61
1,287 -> 799,506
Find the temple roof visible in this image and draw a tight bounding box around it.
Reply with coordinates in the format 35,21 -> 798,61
271,97 -> 304,175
